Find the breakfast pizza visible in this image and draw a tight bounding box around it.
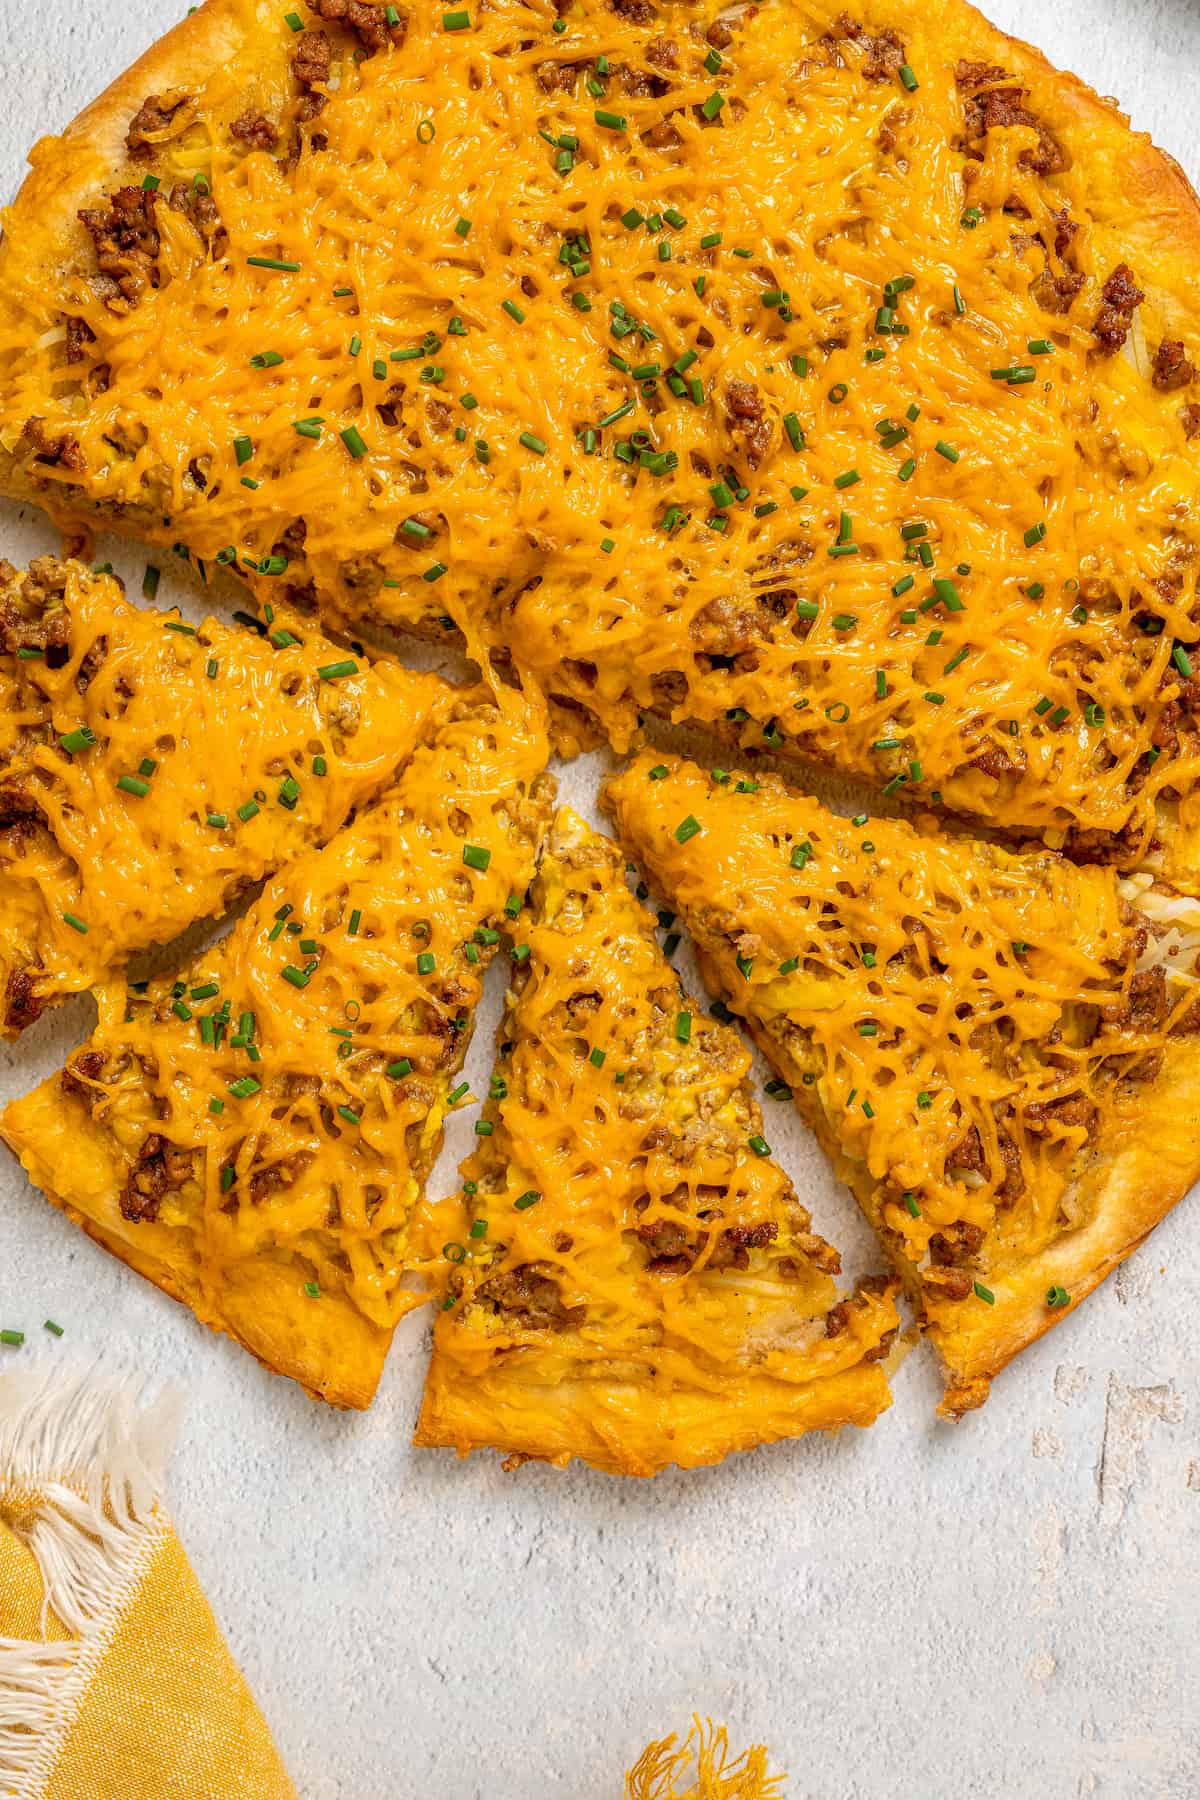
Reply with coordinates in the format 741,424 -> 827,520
0,0 -> 1197,871
415,807 -> 897,1473
1,694 -> 552,1406
0,554 -> 446,1035
605,750 -> 1200,1416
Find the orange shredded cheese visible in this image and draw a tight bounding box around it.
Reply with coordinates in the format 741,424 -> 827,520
605,749 -> 1200,1410
0,693 -> 552,1406
1,0 -> 1198,855
0,556 -> 446,1034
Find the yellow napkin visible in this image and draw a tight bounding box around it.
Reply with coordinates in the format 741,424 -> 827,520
626,1718 -> 784,1798
0,1366 -> 296,1800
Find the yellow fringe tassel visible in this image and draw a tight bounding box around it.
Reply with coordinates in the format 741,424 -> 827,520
625,1717 -> 785,1799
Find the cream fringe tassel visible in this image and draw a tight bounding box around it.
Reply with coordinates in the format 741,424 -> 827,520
0,1364 -> 179,1800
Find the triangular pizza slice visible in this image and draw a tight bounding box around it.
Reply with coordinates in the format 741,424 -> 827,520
1,693 -> 552,1407
0,554 -> 446,1035
415,807 -> 898,1476
606,751 -> 1200,1417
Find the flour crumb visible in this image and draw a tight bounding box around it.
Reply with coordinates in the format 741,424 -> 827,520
1032,1428 -> 1062,1461
1054,1365 -> 1089,1406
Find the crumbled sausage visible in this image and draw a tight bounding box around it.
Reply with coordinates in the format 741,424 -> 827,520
307,0 -> 406,53
946,1123 -> 984,1172
834,14 -> 905,81
955,62 -> 1066,175
928,1221 -> 985,1267
231,109 -> 280,151
477,1263 -> 585,1330
1092,263 -> 1144,355
0,782 -> 45,844
1032,265 -> 1085,315
1100,966 -> 1167,1033
78,185 -> 162,309
4,970 -> 41,1032
1182,404 -> 1200,440
17,416 -> 84,473
64,316 -> 95,364
61,1048 -> 106,1100
125,91 -> 191,159
120,1131 -> 195,1224
1152,339 -> 1196,392
609,0 -> 653,20
1024,1092 -> 1099,1136
726,379 -> 772,468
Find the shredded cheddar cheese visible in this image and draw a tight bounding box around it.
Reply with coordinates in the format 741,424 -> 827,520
0,0 -> 1197,861
0,693 -> 552,1407
416,807 -> 896,1474
0,555 -> 446,1034
605,749 -> 1200,1414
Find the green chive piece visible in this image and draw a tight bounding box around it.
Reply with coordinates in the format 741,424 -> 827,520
43,1319 -> 65,1336
340,425 -> 368,459
674,815 -> 701,843
463,843 -> 491,872
318,659 -> 358,680
247,256 -> 301,272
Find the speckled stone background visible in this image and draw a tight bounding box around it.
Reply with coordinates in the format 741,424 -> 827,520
2,3 -> 1199,1795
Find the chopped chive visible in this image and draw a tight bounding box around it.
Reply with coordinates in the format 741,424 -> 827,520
247,256 -> 301,272
340,425 -> 368,459
675,815 -> 701,843
318,659 -> 358,680
463,843 -> 491,872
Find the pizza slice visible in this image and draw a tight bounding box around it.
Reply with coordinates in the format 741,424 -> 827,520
1,0 -> 1198,867
606,751 -> 1200,1417
414,807 -> 898,1476
1,694 -> 552,1407
0,554 -> 446,1035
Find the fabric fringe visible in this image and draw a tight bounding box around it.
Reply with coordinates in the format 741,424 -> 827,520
0,1363 -> 179,1798
625,1717 -> 785,1800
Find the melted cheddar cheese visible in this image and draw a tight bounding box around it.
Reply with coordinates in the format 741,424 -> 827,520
606,750 -> 1200,1413
0,694 -> 552,1406
415,807 -> 896,1474
1,0 -> 1199,860
0,555 -> 446,1035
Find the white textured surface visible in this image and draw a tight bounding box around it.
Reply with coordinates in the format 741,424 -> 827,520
2,4 -> 1200,1795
